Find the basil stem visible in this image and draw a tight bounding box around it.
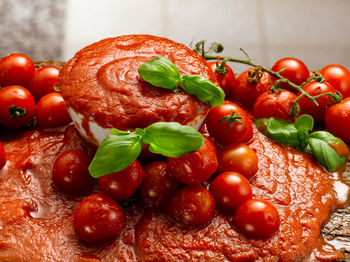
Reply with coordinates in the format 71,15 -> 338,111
138,56 -> 181,91
89,122 -> 204,178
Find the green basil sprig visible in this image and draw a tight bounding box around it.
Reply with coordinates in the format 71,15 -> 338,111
138,56 -> 225,107
256,114 -> 348,171
89,122 -> 204,178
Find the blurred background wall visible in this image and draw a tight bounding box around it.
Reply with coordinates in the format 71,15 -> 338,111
0,0 -> 349,73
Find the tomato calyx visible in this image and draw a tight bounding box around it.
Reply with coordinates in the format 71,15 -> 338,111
214,59 -> 229,75
219,111 -> 243,131
247,66 -> 263,83
9,105 -> 27,119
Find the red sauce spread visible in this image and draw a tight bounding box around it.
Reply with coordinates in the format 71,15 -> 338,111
0,120 -> 348,261
59,35 -> 216,130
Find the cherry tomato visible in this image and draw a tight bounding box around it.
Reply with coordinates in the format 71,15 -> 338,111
167,137 -> 218,185
0,53 -> 35,87
28,65 -> 61,101
35,93 -> 71,127
271,57 -> 309,94
320,64 -> 350,99
209,172 -> 252,213
253,90 -> 297,121
99,160 -> 146,200
205,101 -> 253,145
0,142 -> 6,169
233,199 -> 280,238
137,161 -> 181,208
325,97 -> 350,142
208,61 -> 235,98
298,81 -> 336,122
73,193 -> 126,242
0,85 -> 35,129
232,68 -> 271,108
52,150 -> 94,194
169,185 -> 215,226
217,144 -> 259,179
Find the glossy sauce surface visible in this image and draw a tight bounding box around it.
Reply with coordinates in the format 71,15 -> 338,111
0,119 -> 348,261
59,35 -> 216,131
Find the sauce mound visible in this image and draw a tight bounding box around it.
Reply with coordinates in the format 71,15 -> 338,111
59,35 -> 215,143
0,122 -> 347,261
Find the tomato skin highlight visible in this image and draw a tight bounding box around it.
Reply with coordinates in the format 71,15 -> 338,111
0,85 -> 35,129
28,65 -> 61,101
232,68 -> 271,108
217,144 -> 259,179
208,61 -> 235,98
35,93 -> 71,128
73,193 -> 126,242
167,137 -> 218,185
271,57 -> 309,94
253,90 -> 297,122
205,101 -> 252,145
298,81 -> 336,122
0,142 -> 6,169
325,97 -> 350,143
99,160 -> 146,200
169,185 -> 215,226
233,199 -> 280,238
52,150 -> 94,194
209,172 -> 252,213
320,64 -> 350,99
0,53 -> 35,88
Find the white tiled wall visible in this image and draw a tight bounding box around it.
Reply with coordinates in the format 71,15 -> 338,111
63,0 -> 350,73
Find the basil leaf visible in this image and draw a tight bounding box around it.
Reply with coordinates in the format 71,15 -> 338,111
297,126 -> 310,151
295,114 -> 314,132
142,122 -> 204,157
259,117 -> 299,146
111,128 -> 131,136
308,137 -> 346,171
89,133 -> 142,178
180,75 -> 225,107
310,131 -> 339,143
138,56 -> 181,91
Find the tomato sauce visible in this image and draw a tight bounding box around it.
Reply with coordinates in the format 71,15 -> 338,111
59,35 -> 216,132
0,119 -> 348,261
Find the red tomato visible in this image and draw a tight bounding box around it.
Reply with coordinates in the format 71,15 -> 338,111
167,137 -> 218,185
99,160 -> 146,200
205,101 -> 253,145
208,61 -> 235,98
232,68 -> 271,108
0,85 -> 35,129
209,172 -> 252,213
298,81 -> 336,122
137,161 -> 181,208
73,193 -> 126,242
0,142 -> 6,169
253,90 -> 297,121
217,144 -> 259,179
233,199 -> 280,238
52,150 -> 94,194
271,57 -> 309,93
169,185 -> 215,226
320,64 -> 350,99
35,93 -> 71,127
325,97 -> 350,142
0,53 -> 35,87
28,65 -> 61,101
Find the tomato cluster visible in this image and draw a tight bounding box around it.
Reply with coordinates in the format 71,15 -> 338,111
213,57 -> 350,143
0,53 -> 71,130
